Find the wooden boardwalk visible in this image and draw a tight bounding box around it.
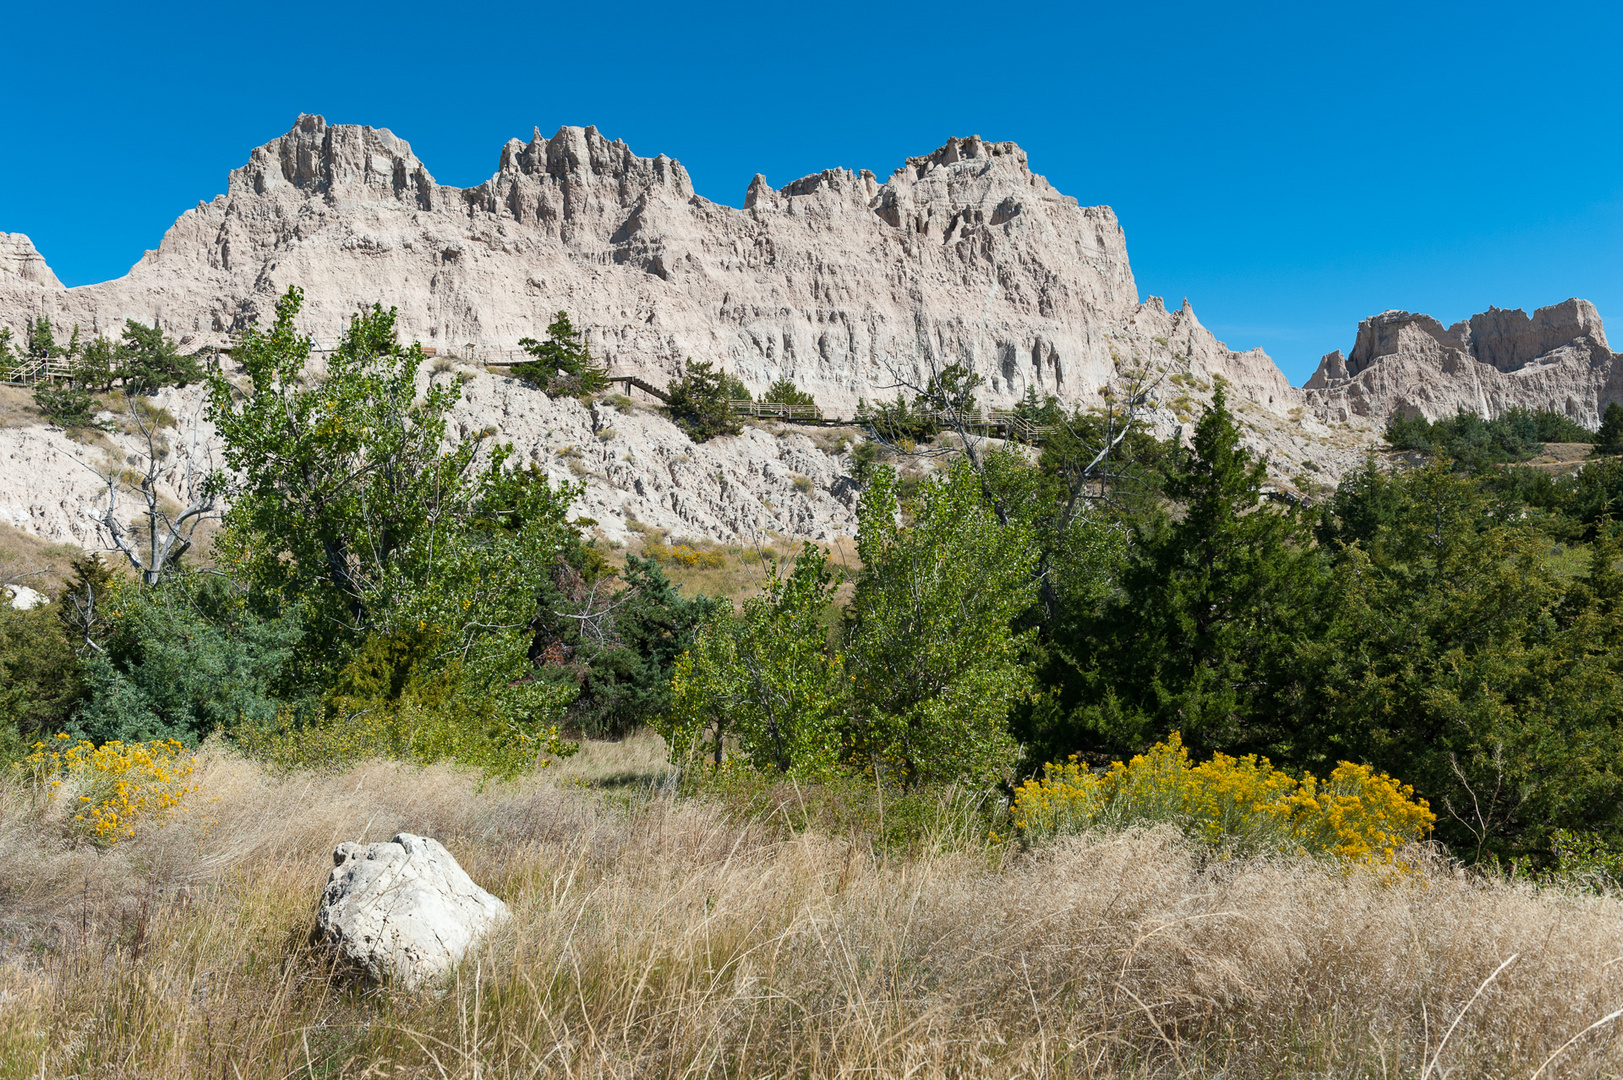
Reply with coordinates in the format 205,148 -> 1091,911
1,358 -> 75,388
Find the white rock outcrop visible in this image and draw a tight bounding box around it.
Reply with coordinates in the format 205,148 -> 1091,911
0,116 -> 1326,457
3,584 -> 45,609
1301,299 -> 1620,427
317,833 -> 508,990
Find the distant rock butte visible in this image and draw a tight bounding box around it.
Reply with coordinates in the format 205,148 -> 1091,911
1303,300 -> 1621,429
0,114 -> 1617,496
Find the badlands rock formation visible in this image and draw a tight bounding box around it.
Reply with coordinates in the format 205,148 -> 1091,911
1303,299 -> 1621,427
0,115 -> 1290,419
3,114 -> 1618,555
0,114 -> 1368,551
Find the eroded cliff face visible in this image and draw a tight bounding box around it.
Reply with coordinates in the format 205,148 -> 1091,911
9,114 -> 1620,554
0,115 -> 1288,420
1303,299 -> 1621,427
0,233 -> 62,289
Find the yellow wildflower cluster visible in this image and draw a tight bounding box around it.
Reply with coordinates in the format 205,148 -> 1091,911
18,734 -> 201,843
1011,733 -> 1434,864
661,544 -> 727,570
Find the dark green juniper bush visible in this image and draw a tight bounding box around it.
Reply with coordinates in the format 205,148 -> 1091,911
663,358 -> 743,442
513,311 -> 610,396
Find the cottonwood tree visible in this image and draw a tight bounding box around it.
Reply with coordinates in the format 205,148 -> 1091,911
206,286 -> 590,761
206,287 -> 482,641
862,296 -> 1169,636
662,548 -> 846,775
844,462 -> 1037,787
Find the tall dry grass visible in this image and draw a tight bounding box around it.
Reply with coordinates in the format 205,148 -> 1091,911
3,746 -> 1622,1078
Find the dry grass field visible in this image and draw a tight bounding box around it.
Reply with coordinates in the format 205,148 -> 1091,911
0,520 -> 87,595
3,742 -> 1622,1078
0,387 -> 42,428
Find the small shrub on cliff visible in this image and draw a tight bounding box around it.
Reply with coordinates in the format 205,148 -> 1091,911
117,320 -> 201,391
663,359 -> 743,442
31,384 -> 103,430
513,311 -> 608,396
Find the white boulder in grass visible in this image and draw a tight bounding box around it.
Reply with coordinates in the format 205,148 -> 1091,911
317,833 -> 509,989
4,584 -> 46,610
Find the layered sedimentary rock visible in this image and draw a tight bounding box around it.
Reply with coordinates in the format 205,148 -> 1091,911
0,115 -> 1281,418
0,233 -> 62,289
1302,299 -> 1621,427
3,114 -> 1619,552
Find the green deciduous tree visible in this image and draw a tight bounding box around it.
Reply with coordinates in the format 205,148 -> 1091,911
206,287 -> 589,763
844,462 -> 1036,786
207,287 -> 482,643
662,547 -> 847,776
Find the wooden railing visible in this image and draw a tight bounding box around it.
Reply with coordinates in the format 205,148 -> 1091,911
1,358 -> 75,388
487,362 -> 1057,443
730,399 -> 824,421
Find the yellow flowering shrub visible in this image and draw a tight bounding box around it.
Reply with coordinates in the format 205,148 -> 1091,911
16,734 -> 201,844
1012,733 -> 1434,864
662,544 -> 727,570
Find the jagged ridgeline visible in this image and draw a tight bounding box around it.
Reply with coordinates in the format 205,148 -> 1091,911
0,114 -> 1292,422
3,115 -> 1621,479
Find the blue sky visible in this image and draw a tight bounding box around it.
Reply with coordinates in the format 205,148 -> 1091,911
3,0 -> 1619,384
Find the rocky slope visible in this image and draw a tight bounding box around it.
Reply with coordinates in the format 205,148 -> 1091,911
0,365 -> 861,552
1,115 -> 1618,552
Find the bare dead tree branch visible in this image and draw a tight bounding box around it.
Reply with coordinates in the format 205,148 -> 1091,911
100,387 -> 222,587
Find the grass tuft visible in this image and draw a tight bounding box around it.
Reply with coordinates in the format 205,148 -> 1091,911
2,743 -> 1622,1077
